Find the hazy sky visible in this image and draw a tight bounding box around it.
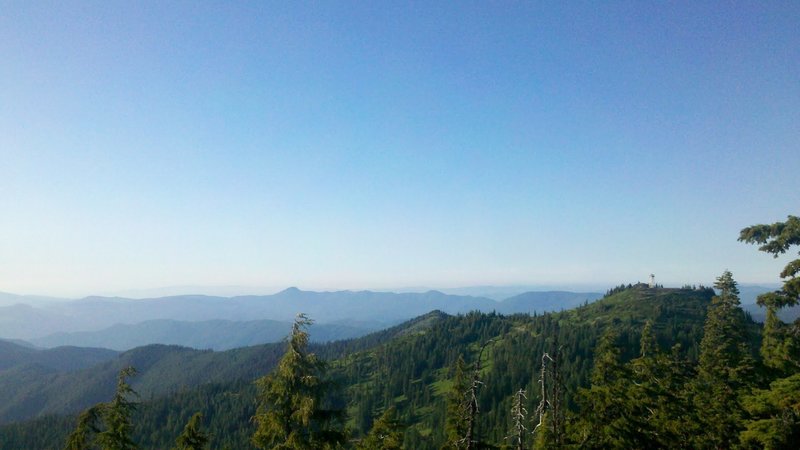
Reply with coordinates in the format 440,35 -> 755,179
1,2 -> 798,297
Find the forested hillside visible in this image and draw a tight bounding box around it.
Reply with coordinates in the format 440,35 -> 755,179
0,311 -> 448,426
0,340 -> 117,373
0,285 -> 720,449
334,285 -> 722,448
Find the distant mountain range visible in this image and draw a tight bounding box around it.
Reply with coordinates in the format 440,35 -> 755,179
737,285 -> 779,305
30,319 -> 377,351
493,290 -> 597,314
743,303 -> 800,323
734,285 -> 800,323
0,289 -> 603,345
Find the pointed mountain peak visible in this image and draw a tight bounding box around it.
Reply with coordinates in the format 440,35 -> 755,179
277,287 -> 302,295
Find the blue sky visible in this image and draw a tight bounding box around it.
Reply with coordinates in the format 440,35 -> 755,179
1,1 -> 798,297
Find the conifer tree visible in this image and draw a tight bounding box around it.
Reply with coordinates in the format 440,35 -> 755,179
698,271 -> 754,383
740,215 -> 800,371
97,366 -> 138,450
356,406 -> 403,450
252,313 -> 345,450
65,366 -> 138,450
173,412 -> 209,450
639,320 -> 656,358
760,307 -> 795,373
693,271 -> 754,448
739,215 -> 800,448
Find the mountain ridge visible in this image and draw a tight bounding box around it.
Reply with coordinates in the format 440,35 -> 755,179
30,318 -> 378,351
0,289 -> 602,341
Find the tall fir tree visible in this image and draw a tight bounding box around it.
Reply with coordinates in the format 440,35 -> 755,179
698,271 -> 754,384
252,313 -> 345,450
693,271 -> 755,449
97,366 -> 138,450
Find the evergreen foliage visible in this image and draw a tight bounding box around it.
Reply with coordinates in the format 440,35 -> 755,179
760,307 -> 791,373
252,314 -> 346,450
740,373 -> 800,450
442,355 -> 469,449
739,216 -> 800,310
65,406 -> 103,450
628,324 -> 695,448
97,366 -> 139,450
65,366 -> 138,450
572,328 -> 641,449
355,406 -> 403,450
531,411 -> 554,450
173,412 -> 209,450
739,214 -> 800,448
692,271 -> 755,448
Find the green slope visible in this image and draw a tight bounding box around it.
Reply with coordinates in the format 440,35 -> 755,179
335,286 -> 724,447
0,311 -> 448,427
0,340 -> 118,372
